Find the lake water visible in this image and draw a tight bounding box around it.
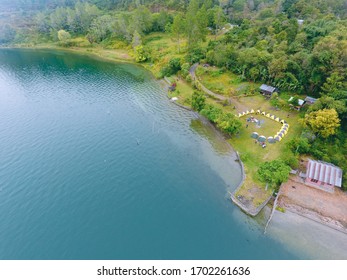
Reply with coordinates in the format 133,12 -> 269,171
0,49 -> 297,259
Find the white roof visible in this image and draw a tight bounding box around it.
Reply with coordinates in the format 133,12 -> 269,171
306,159 -> 342,187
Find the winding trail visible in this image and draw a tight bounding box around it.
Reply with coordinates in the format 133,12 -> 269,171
189,63 -> 248,112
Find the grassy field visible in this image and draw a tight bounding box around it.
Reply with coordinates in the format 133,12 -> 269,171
196,65 -> 260,96
230,96 -> 303,206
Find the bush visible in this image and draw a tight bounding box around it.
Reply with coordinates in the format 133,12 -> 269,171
57,29 -> 71,46
191,91 -> 206,112
134,45 -> 149,62
160,57 -> 181,77
180,63 -> 190,78
200,104 -> 242,136
287,138 -> 311,154
216,113 -> 242,135
200,105 -> 223,123
281,151 -> 299,169
185,47 -> 206,63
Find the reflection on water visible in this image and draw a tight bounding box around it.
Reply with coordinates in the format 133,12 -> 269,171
190,118 -> 232,156
0,48 -> 299,260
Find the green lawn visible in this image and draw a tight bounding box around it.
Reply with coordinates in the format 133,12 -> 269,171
196,65 -> 260,96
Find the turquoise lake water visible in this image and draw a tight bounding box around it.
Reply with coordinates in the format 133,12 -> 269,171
0,49 -> 298,259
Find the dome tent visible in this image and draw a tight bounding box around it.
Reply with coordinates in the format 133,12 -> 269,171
258,135 -> 266,142
251,132 -> 259,139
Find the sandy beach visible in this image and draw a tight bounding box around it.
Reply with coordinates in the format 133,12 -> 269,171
266,210 -> 347,259
266,177 -> 347,259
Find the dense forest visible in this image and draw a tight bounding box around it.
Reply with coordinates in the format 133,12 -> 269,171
1,0 -> 347,188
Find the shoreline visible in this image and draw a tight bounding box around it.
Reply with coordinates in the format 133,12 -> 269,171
266,208 -> 347,259
2,45 -> 346,259
4,45 -> 247,196
3,44 -> 271,217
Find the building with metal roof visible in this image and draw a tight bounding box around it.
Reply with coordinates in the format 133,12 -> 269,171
304,96 -> 318,104
259,84 -> 278,96
304,159 -> 343,192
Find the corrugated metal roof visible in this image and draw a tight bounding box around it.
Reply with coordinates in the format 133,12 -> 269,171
260,84 -> 277,93
305,96 -> 317,103
306,159 -> 342,187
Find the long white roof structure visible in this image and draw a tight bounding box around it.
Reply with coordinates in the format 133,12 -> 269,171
306,159 -> 342,187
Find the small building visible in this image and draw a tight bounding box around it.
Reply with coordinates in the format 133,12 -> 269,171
297,19 -> 304,25
305,96 -> 317,105
302,159 -> 343,193
259,84 -> 278,97
288,96 -> 305,110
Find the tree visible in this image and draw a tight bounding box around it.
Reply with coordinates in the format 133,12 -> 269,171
132,30 -> 142,48
134,45 -> 148,62
287,138 -> 311,154
308,96 -> 347,116
132,5 -> 153,35
191,91 -> 206,112
303,109 -> 340,138
185,0 -> 208,48
171,14 -> 186,53
216,113 -> 242,135
50,7 -> 68,30
161,58 -> 182,77
86,15 -> 113,43
57,30 -> 71,44
200,105 -> 223,123
0,24 -> 16,44
321,72 -> 347,100
257,160 -> 291,189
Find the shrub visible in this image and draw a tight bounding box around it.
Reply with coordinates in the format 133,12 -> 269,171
200,105 -> 223,123
57,29 -> 71,46
160,57 -> 181,77
287,138 -> 311,154
281,151 -> 299,169
191,91 -> 206,112
180,62 -> 190,78
200,105 -> 241,136
185,75 -> 192,83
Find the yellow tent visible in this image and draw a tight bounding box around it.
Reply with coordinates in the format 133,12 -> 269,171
261,111 -> 266,115
280,120 -> 286,124
283,130 -> 288,135
266,113 -> 271,118
245,110 -> 250,115
256,110 -> 261,114
238,113 -> 242,117
270,115 -> 275,119
250,109 -> 255,113
275,117 -> 280,122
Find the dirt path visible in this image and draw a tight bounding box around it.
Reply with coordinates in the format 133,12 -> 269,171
189,63 -> 249,112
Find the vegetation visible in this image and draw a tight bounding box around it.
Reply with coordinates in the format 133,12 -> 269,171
257,160 -> 292,191
303,109 -> 340,138
1,0 -> 347,197
191,91 -> 206,112
200,105 -> 242,136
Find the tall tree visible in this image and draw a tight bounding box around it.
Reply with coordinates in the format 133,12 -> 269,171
303,108 -> 341,138
171,14 -> 186,53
